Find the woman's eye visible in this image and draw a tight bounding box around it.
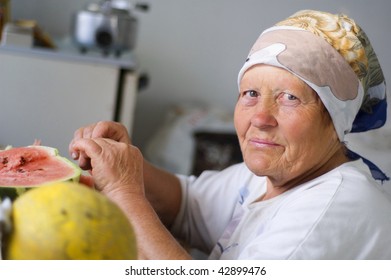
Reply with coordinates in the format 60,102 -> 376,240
279,92 -> 300,105
285,93 -> 297,100
244,90 -> 258,98
238,90 -> 259,106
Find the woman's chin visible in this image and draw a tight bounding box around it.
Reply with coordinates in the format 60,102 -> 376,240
244,159 -> 274,177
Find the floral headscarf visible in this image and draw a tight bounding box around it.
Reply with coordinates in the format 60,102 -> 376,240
238,10 -> 388,181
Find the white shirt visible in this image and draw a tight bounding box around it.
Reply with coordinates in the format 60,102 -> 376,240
171,160 -> 391,259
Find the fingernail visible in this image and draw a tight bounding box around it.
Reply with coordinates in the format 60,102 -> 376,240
72,152 -> 79,159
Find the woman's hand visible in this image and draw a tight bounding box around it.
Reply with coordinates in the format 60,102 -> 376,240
70,137 -> 191,259
69,122 -> 190,259
69,121 -> 131,170
70,137 -> 144,198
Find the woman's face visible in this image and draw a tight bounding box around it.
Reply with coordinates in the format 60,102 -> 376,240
235,65 -> 340,184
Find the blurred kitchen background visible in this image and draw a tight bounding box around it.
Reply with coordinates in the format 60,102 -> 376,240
1,0 -> 390,186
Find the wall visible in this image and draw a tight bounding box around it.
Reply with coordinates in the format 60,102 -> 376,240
10,0 -> 391,182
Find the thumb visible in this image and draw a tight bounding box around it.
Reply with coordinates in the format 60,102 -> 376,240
79,174 -> 95,188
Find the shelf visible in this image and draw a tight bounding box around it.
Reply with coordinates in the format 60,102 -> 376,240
0,38 -> 137,70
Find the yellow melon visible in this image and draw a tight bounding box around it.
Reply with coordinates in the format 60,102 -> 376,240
3,182 -> 137,260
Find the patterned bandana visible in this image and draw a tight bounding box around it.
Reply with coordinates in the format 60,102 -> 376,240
238,10 -> 388,181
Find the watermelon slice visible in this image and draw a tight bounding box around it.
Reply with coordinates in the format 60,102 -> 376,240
0,146 -> 82,200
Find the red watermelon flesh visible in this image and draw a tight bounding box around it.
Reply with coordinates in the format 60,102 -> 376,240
0,146 -> 81,189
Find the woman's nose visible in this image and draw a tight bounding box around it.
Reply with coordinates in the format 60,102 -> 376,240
250,101 -> 278,129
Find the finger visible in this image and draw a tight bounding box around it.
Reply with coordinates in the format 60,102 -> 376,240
69,140 -> 80,160
92,121 -> 131,144
77,151 -> 92,170
69,127 -> 86,159
79,174 -> 95,188
91,121 -> 112,139
71,138 -> 104,166
69,124 -> 98,159
82,125 -> 96,139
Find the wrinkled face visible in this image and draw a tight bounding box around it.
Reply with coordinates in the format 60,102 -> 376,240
235,65 -> 339,182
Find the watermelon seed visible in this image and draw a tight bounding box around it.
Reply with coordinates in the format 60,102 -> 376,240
1,157 -> 8,165
19,157 -> 26,166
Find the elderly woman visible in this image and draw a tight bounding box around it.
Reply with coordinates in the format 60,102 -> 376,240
70,10 -> 391,259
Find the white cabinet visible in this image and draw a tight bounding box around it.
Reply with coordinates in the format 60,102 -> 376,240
0,46 -> 138,156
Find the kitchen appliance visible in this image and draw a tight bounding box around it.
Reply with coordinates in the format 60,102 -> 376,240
72,0 -> 148,56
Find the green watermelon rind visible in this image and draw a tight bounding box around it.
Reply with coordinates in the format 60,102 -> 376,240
0,146 -> 82,201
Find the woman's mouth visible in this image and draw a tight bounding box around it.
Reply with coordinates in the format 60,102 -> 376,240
248,138 -> 281,148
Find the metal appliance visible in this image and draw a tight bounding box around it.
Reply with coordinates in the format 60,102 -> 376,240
72,0 -> 148,56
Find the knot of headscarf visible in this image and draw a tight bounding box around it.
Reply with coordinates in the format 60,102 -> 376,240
237,10 -> 388,181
